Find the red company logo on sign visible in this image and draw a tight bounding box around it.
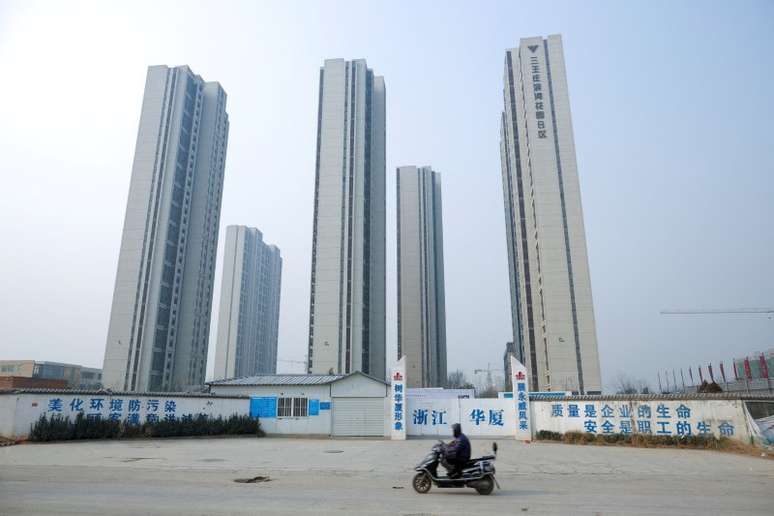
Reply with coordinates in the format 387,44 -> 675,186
393,372 -> 403,381
515,371 -> 525,381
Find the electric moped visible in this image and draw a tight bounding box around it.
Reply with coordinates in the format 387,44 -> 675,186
412,441 -> 499,495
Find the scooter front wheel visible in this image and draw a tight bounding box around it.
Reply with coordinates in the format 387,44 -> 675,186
412,472 -> 432,494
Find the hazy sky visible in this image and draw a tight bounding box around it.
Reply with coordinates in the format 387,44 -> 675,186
1,0 -> 772,391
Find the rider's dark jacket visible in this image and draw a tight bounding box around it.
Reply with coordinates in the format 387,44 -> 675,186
446,433 -> 471,463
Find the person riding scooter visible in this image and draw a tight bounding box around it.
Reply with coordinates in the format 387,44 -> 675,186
442,423 -> 471,477
413,437 -> 498,495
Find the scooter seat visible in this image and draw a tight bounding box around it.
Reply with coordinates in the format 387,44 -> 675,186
465,455 -> 495,466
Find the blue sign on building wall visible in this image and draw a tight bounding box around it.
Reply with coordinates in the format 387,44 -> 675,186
250,397 -> 277,418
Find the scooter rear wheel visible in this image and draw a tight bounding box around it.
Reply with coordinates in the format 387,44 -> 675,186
474,475 -> 494,495
412,472 -> 432,494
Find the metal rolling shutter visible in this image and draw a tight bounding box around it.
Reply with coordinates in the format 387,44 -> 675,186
332,398 -> 384,436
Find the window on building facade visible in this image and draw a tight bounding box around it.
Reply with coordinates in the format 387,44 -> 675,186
277,397 -> 293,417
277,397 -> 308,418
293,397 -> 308,417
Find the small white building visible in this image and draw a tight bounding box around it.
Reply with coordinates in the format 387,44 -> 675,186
207,373 -> 389,437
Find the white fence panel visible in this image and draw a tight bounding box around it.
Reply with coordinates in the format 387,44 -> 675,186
531,399 -> 751,441
2,392 -> 249,438
459,398 -> 516,437
406,398 -> 515,438
406,399 -> 460,436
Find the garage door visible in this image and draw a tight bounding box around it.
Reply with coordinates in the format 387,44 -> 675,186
332,398 -> 385,436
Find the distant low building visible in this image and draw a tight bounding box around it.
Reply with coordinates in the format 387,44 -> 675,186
79,367 -> 103,389
0,361 -> 34,378
0,376 -> 69,390
0,360 -> 102,389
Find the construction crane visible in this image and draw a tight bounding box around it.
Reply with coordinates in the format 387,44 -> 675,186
474,363 -> 497,391
661,308 -> 774,315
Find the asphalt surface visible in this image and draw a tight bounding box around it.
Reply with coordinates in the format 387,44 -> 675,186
1,437 -> 772,515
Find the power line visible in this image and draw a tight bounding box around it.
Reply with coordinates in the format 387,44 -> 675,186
660,308 -> 774,315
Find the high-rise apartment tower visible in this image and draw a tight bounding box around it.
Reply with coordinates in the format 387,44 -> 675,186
307,59 -> 386,379
500,35 -> 601,394
103,65 -> 229,392
396,166 -> 447,388
214,226 -> 282,380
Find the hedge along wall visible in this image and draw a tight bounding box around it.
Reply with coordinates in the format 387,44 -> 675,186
531,398 -> 752,442
0,391 -> 249,439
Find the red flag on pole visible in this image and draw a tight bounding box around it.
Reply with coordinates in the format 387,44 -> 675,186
719,362 -> 727,383
680,369 -> 686,390
689,367 -> 694,385
760,354 -> 770,379
708,363 -> 714,382
698,366 -> 704,383
744,358 -> 752,379
733,360 -> 739,381
657,372 -> 663,393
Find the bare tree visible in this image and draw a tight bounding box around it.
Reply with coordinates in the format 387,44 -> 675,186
614,373 -> 651,394
447,370 -> 474,390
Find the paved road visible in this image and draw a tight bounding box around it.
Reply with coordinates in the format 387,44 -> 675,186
1,437 -> 772,515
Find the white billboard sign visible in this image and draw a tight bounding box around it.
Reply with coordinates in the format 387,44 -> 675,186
510,356 -> 532,440
390,357 -> 406,440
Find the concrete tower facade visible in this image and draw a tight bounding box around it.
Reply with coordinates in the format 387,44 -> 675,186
214,226 -> 282,380
396,166 -> 447,388
500,35 -> 601,394
103,65 -> 229,392
307,59 -> 386,379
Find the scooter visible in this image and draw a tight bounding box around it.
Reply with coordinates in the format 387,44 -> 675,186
412,441 -> 499,495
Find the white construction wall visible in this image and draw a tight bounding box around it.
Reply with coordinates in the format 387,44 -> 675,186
407,398 -> 515,437
531,398 -> 752,442
0,390 -> 766,444
1,392 -> 248,439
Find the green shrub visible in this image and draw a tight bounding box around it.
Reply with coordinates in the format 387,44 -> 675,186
29,413 -> 262,442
